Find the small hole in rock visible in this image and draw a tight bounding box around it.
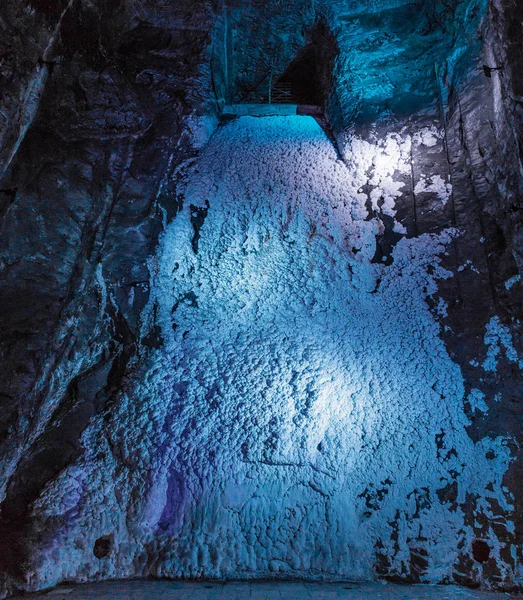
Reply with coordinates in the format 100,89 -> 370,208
472,539 -> 491,563
93,535 -> 112,559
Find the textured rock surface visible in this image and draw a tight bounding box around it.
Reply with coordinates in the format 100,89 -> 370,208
0,0 -> 216,592
0,0 -> 522,596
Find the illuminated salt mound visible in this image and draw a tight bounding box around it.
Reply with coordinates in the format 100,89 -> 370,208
32,116 -> 512,588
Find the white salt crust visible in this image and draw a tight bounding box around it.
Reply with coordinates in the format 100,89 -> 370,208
28,117 -> 515,592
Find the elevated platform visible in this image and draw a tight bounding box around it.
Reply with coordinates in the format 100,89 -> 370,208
222,104 -> 323,117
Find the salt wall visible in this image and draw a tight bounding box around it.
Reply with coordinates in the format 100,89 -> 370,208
0,0 -> 522,596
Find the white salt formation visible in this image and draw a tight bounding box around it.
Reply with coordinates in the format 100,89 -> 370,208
29,117 -> 515,590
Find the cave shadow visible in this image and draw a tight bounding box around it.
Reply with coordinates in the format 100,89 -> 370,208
275,19 -> 338,109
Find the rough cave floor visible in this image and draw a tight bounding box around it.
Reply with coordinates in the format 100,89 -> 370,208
27,581 -> 518,599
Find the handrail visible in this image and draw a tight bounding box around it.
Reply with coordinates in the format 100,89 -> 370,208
269,81 -> 293,104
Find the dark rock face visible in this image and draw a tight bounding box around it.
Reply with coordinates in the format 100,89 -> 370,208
0,0 -> 522,596
0,0 -> 215,593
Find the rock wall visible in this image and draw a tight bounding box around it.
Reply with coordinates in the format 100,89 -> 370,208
0,0 -> 521,596
0,0 -> 217,594
436,0 -> 523,585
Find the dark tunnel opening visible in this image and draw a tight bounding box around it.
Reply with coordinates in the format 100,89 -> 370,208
276,21 -> 338,107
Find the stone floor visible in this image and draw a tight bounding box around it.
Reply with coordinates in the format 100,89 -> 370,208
27,581 -> 519,599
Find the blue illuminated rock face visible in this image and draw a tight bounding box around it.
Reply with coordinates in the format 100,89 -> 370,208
0,0 -> 522,596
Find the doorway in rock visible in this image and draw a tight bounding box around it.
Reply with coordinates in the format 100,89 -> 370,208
274,21 -> 338,107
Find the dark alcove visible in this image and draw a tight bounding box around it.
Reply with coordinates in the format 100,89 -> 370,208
275,20 -> 338,106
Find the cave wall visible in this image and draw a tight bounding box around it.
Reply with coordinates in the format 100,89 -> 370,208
0,0 -> 522,596
438,0 -> 523,584
0,0 -> 218,593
